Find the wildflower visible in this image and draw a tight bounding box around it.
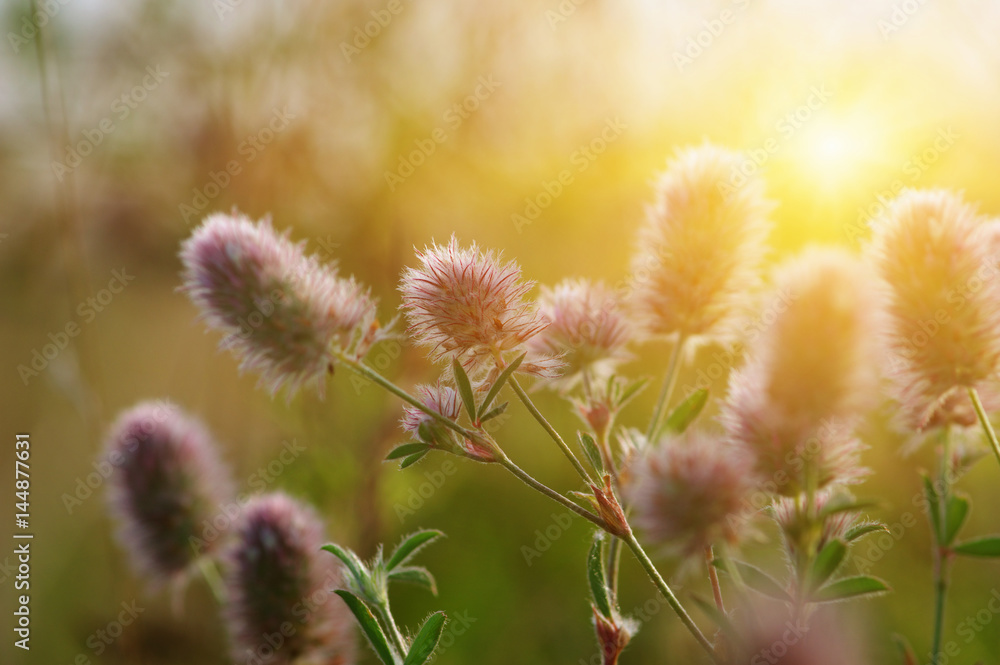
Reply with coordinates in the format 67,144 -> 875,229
527,278 -> 632,390
720,604 -> 871,665
399,236 -> 552,381
867,189 -> 1000,431
400,382 -> 462,436
723,248 -> 882,493
105,400 -> 232,585
625,429 -> 755,556
630,145 -> 772,344
180,212 -> 383,398
224,493 -> 355,665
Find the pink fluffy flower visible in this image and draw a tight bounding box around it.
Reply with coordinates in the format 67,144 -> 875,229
181,212 -> 384,398
867,189 -> 1000,431
105,400 -> 233,585
400,382 -> 462,435
630,145 -> 772,344
399,236 -> 553,380
224,493 -> 355,665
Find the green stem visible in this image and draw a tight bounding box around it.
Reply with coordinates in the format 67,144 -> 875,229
496,454 -> 606,530
197,557 -> 227,605
968,386 -> 1000,470
930,428 -> 953,665
623,533 -> 721,663
645,335 -> 687,441
706,545 -> 725,613
509,375 -> 592,483
377,600 -> 409,659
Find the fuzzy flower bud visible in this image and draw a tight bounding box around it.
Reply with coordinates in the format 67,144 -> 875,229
224,493 -> 355,665
630,145 -> 772,344
400,383 -> 462,436
867,189 -> 1000,431
399,236 -> 553,381
723,248 -> 882,494
104,400 -> 232,585
527,278 -> 632,390
625,429 -> 755,556
181,212 -> 383,398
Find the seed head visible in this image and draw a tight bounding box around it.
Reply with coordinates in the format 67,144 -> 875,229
224,493 -> 355,665
867,189 -> 1000,431
105,400 -> 232,585
181,212 -> 382,398
630,145 -> 772,344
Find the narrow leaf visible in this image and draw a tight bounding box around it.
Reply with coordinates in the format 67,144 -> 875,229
478,352 -> 525,419
578,432 -> 605,476
921,473 -> 943,544
943,493 -> 970,546
400,451 -> 429,469
715,559 -> 790,602
403,612 -> 448,665
386,443 -> 430,461
845,521 -> 888,542
817,495 -> 880,519
321,543 -> 369,590
663,389 -> 708,434
953,536 -> 1000,558
451,357 -> 477,422
892,634 -> 918,665
335,590 -> 397,665
808,539 -> 847,593
812,576 -> 890,602
389,566 -> 438,595
587,536 -> 612,618
478,401 -> 508,423
387,530 -> 445,570
616,377 -> 650,408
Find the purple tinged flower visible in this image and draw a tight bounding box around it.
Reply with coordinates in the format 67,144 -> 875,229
180,212 -> 384,398
224,493 -> 355,665
105,400 -> 233,585
625,429 -> 755,557
867,189 -> 1000,431
630,145 -> 773,344
400,382 -> 462,436
722,248 -> 882,494
399,236 -> 553,381
527,278 -> 633,390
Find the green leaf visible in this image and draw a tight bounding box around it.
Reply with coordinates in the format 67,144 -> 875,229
389,566 -> 438,595
953,536 -> 1000,558
892,633 -> 918,665
403,612 -> 448,665
616,377 -> 650,408
943,493 -> 970,546
663,389 -> 708,434
478,401 -> 508,424
715,559 -> 790,602
335,590 -> 398,665
587,536 -> 612,618
690,594 -> 742,648
451,357 -> 477,423
387,530 -> 445,570
845,521 -> 888,542
807,539 -> 847,593
817,495 -> 880,519
386,442 -> 430,461
400,451 -> 429,469
812,575 -> 890,602
321,543 -> 370,591
921,473 -> 943,544
478,352 -> 525,419
578,432 -> 604,476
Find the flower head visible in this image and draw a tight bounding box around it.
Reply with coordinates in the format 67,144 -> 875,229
104,400 -> 232,585
400,382 -> 462,436
625,429 -> 755,556
224,493 -> 355,665
722,248 -> 881,494
867,189 -> 1000,431
399,236 -> 551,380
181,212 -> 383,398
527,278 -> 632,390
630,145 -> 772,344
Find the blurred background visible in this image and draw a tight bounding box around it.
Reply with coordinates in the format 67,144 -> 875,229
3,0 -> 1000,663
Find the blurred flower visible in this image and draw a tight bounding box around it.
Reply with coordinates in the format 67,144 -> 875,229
224,493 -> 355,665
527,278 -> 632,391
399,236 -> 551,381
105,400 -> 232,585
630,145 -> 772,344
867,189 -> 1000,431
400,382 -> 462,435
723,248 -> 882,494
625,429 -> 755,556
771,491 -> 863,558
180,211 -> 383,398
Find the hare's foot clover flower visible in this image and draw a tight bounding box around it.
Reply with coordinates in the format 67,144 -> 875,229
105,400 -> 233,585
181,212 -> 389,398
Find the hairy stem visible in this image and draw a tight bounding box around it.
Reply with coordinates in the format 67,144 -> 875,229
623,533 -> 720,662
968,386 -> 1000,470
508,375 -> 592,482
645,335 -> 687,441
497,455 -> 606,530
930,428 -> 953,665
377,600 -> 409,658
706,545 -> 725,613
